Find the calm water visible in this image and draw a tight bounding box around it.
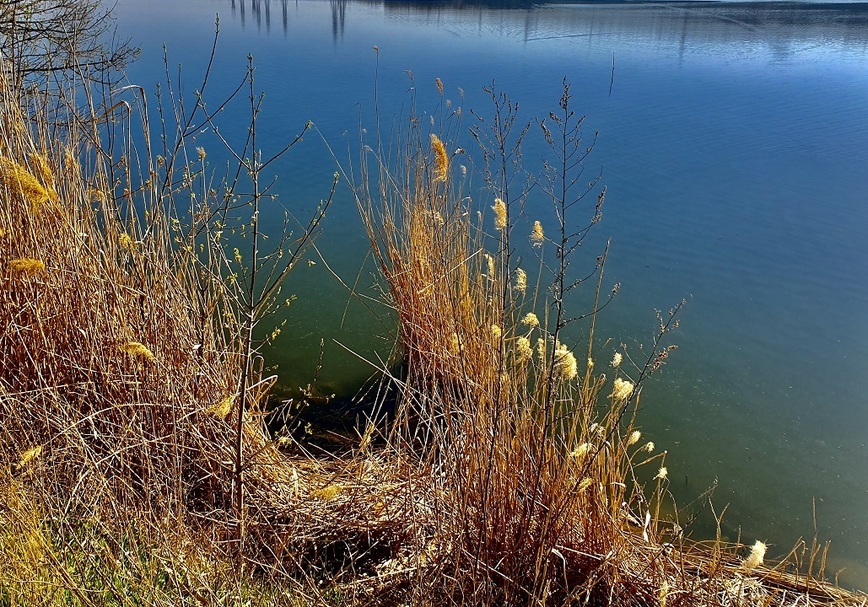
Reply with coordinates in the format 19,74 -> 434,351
111,0 -> 868,589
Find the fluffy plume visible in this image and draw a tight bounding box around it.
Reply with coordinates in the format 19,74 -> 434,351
207,394 -> 235,420
121,341 -> 154,361
515,337 -> 533,363
430,134 -> 449,182
311,485 -> 342,501
554,342 -> 578,381
742,540 -> 767,572
571,442 -> 591,460
118,232 -> 134,251
8,258 -> 46,277
18,445 -> 43,468
485,253 -> 496,280
0,157 -> 53,211
611,377 -> 634,402
492,198 -> 507,231
514,267 -> 527,295
530,220 -> 544,245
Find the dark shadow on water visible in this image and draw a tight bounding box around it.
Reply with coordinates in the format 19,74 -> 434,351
265,370 -> 401,455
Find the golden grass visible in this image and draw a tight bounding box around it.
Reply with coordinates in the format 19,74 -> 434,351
343,81 -> 868,606
0,64 -> 310,603
0,156 -> 55,211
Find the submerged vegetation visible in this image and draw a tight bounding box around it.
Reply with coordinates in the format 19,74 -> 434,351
1,20 -> 866,607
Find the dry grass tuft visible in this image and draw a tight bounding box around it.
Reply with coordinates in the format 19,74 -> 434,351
340,82 -> 868,606
7,257 -> 46,277
0,156 -> 55,212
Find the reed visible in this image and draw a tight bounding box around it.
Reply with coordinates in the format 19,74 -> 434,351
0,55 -> 334,603
344,77 -> 868,606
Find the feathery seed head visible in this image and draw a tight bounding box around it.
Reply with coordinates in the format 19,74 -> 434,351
8,258 -> 45,277
571,442 -> 591,460
655,466 -> 668,481
118,232 -> 134,251
611,377 -> 634,402
435,77 -> 444,95
430,134 -> 449,182
492,198 -> 507,231
516,337 -> 533,363
514,267 -> 527,295
577,477 -> 593,493
207,394 -> 236,419
485,253 -> 496,280
531,220 -> 544,245
554,342 -> 578,381
0,157 -> 53,211
522,312 -> 539,328
627,430 -> 642,446
121,341 -> 154,361
490,324 -> 502,340
19,445 -> 43,468
645,441 -> 655,453
742,540 -> 767,571
196,146 -> 206,160
611,352 -> 623,368
312,485 -> 342,501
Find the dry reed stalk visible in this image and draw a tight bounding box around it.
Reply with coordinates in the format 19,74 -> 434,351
0,58 -> 411,605
1,60 -> 261,556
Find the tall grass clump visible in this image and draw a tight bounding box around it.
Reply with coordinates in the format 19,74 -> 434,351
350,77 -> 671,605
0,74 -> 238,515
0,51 -> 332,602
345,76 -> 868,606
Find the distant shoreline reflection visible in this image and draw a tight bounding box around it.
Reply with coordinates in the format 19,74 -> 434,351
226,0 -> 868,55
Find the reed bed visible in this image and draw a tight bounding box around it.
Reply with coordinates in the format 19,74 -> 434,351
342,81 -> 868,606
1,56 -> 867,607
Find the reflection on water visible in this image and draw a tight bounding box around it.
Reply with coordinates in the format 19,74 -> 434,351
230,0 -> 348,39
331,0 -> 347,41
225,0 -> 868,54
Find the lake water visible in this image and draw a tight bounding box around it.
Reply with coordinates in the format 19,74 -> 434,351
111,0 -> 868,589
